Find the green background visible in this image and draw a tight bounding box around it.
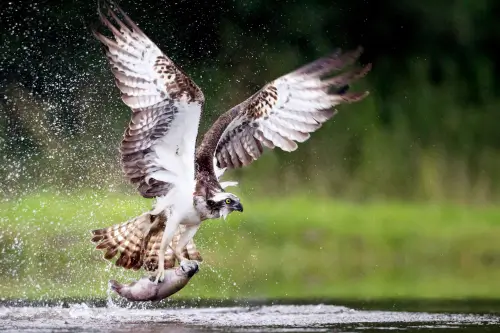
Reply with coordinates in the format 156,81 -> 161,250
1,0 -> 500,301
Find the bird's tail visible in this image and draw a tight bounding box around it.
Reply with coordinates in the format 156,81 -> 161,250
90,212 -> 202,272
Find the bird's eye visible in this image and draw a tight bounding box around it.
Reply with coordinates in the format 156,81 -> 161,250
225,198 -> 232,204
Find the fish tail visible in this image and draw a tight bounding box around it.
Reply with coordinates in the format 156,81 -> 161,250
109,279 -> 123,292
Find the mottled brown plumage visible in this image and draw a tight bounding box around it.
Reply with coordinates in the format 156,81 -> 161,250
195,47 -> 371,175
93,0 -> 204,199
91,212 -> 202,272
90,0 -> 371,277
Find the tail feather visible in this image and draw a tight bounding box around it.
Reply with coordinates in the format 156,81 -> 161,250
141,223 -> 203,271
91,211 -> 202,272
104,247 -> 118,260
91,212 -> 152,271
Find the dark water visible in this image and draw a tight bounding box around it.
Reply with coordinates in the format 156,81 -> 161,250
0,299 -> 499,332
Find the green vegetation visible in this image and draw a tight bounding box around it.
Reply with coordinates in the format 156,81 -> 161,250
1,0 -> 500,303
2,0 -> 500,203
1,191 -> 499,301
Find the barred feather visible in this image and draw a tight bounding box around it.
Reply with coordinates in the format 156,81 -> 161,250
91,212 -> 202,272
196,47 -> 371,172
93,0 -> 205,199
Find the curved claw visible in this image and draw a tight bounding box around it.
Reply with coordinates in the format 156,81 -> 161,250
154,268 -> 165,284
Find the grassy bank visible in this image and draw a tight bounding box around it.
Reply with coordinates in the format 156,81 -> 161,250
1,191 -> 500,301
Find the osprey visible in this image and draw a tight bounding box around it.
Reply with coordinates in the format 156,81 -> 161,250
90,0 -> 371,283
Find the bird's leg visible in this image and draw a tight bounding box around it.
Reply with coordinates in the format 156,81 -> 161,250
168,244 -> 185,265
155,213 -> 181,284
174,224 -> 200,263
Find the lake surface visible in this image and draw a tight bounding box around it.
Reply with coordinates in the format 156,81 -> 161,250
0,300 -> 499,332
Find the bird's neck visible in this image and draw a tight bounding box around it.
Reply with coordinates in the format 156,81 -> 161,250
193,195 -> 220,220
194,169 -> 222,197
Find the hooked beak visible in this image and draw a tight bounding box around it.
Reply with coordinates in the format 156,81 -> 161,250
232,202 -> 243,212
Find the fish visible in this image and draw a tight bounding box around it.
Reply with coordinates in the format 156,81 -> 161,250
109,259 -> 199,302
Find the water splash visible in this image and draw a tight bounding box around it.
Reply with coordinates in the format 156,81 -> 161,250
0,303 -> 498,332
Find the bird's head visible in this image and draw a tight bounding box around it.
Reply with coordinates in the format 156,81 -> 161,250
207,192 -> 243,220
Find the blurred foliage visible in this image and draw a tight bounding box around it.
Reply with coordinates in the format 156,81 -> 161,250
1,192 -> 500,300
1,0 -> 500,301
0,0 -> 499,202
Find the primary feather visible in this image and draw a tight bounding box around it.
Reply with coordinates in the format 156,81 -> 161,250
195,47 -> 371,172
90,0 -> 371,276
93,0 -> 205,200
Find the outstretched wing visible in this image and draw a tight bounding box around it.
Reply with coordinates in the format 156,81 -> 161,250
196,47 -> 370,171
93,0 -> 204,198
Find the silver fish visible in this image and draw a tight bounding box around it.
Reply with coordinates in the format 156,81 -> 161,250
109,259 -> 199,302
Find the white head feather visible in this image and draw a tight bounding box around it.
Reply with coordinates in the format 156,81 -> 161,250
209,192 -> 240,220
211,157 -> 241,220
210,192 -> 239,202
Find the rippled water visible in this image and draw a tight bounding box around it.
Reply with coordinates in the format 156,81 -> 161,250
0,301 -> 499,333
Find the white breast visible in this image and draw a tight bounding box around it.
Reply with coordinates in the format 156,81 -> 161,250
180,204 -> 202,226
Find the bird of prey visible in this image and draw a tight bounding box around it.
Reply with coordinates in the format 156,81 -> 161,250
90,0 -> 371,283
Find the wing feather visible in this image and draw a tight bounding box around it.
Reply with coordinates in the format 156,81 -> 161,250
196,47 -> 371,171
93,0 -> 204,198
